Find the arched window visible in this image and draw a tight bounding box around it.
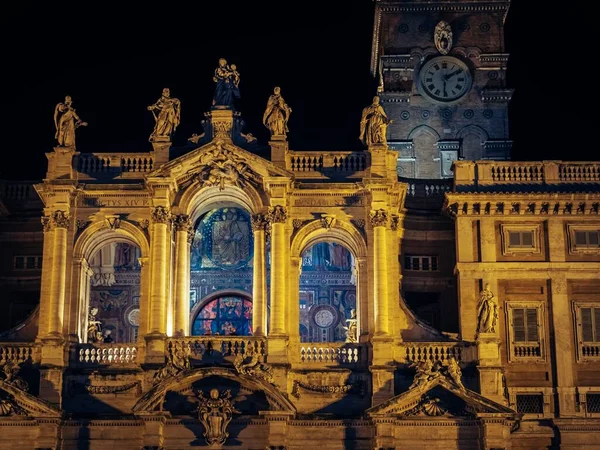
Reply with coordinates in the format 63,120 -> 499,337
192,295 -> 253,336
300,242 -> 356,343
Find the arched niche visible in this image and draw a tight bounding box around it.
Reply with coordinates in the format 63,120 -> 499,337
456,124 -> 489,161
290,220 -> 367,341
71,221 -> 150,343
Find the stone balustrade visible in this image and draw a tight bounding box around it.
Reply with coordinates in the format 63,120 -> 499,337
580,343 -> 600,360
399,342 -> 466,363
77,343 -> 138,365
513,343 -> 542,359
0,344 -> 39,364
75,153 -> 154,179
454,160 -> 600,186
0,181 -> 40,201
287,151 -> 369,177
299,343 -> 365,366
168,336 -> 267,361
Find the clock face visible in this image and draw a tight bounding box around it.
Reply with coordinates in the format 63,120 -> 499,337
418,56 -> 472,103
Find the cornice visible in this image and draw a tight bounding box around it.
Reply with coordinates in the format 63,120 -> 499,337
377,1 -> 510,15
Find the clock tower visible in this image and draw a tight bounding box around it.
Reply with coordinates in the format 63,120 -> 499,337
371,0 -> 512,179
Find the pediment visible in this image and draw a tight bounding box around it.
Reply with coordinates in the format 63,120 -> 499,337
367,377 -> 517,419
0,380 -> 63,418
133,366 -> 295,417
147,140 -> 293,190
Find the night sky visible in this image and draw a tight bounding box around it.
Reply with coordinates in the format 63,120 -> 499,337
0,1 -> 593,181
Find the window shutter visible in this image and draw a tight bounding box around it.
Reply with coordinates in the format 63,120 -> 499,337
509,232 -> 520,247
581,307 -> 594,342
526,308 -> 539,341
521,231 -> 533,247
513,308 -> 526,342
575,231 -> 587,246
590,231 -> 599,246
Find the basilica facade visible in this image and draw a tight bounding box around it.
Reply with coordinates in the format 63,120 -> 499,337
1,1 -> 600,449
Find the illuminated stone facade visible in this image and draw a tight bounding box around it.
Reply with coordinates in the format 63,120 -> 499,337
0,1 -> 600,449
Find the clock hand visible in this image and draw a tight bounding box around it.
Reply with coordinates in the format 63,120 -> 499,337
444,69 -> 462,80
443,79 -> 448,98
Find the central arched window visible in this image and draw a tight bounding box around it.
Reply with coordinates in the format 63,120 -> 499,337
192,295 -> 253,336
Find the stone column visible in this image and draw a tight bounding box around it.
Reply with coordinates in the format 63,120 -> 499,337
269,206 -> 288,335
149,206 -> 171,335
388,215 -> 406,335
146,206 -> 171,363
173,214 -> 192,337
47,210 -> 70,338
370,209 -> 389,336
251,213 -> 268,336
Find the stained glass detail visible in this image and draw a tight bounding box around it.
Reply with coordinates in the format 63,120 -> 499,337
192,296 -> 252,336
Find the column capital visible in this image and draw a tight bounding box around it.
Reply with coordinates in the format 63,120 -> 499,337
369,209 -> 389,228
268,205 -> 288,224
389,214 -> 400,231
41,215 -> 52,233
151,206 -> 171,224
52,210 -> 71,229
138,257 -> 150,268
172,214 -> 192,232
251,213 -> 269,232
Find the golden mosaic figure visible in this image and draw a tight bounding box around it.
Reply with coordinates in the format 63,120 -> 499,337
359,96 -> 391,146
147,88 -> 181,142
263,86 -> 292,137
54,95 -> 87,148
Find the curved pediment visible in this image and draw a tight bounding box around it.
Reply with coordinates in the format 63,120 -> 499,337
0,380 -> 63,418
132,367 -> 295,416
147,139 -> 293,191
367,377 -> 517,419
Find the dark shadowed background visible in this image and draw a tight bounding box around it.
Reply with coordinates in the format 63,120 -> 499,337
0,1 -> 594,180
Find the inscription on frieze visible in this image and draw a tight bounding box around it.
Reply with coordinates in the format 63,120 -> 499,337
293,196 -> 364,207
79,197 -> 150,207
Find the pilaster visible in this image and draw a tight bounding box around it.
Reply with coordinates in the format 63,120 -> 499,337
550,273 -> 577,415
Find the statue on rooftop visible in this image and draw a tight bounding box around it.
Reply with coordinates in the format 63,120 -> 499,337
54,95 -> 88,148
212,58 -> 241,109
147,88 -> 181,142
359,95 -> 391,147
263,86 -> 292,138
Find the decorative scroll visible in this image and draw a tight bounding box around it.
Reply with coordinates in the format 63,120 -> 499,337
434,21 -> 453,55
291,379 -> 365,399
233,348 -> 273,382
153,341 -> 191,384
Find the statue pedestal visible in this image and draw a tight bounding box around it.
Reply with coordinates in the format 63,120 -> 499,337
144,332 -> 167,365
269,137 -> 288,169
150,140 -> 171,167
46,146 -> 77,180
210,109 -> 234,142
476,333 -> 505,404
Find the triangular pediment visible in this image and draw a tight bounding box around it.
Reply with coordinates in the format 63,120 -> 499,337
0,380 -> 63,418
367,377 -> 517,419
147,140 -> 293,190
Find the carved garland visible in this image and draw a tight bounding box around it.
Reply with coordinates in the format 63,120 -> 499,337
291,380 -> 365,399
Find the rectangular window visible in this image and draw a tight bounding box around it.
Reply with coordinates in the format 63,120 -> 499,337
574,303 -> 600,361
587,393 -> 600,413
516,394 -> 544,414
575,230 -> 600,248
506,302 -> 545,362
508,231 -> 534,248
404,255 -> 438,272
13,256 -> 42,270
